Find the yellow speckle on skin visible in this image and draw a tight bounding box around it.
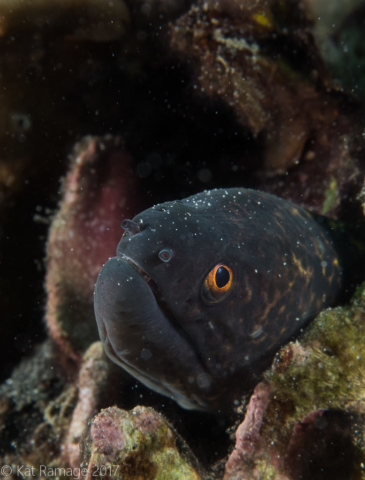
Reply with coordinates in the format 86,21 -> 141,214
292,253 -> 311,277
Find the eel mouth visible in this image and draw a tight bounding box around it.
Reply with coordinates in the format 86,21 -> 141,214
119,253 -> 171,315
120,253 -> 151,283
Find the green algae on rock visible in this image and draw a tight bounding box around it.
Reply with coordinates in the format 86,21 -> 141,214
224,282 -> 365,479
266,281 -> 365,426
264,283 -> 365,478
82,406 -> 202,480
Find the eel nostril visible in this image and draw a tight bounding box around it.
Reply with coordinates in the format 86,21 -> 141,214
159,248 -> 173,262
121,219 -> 142,236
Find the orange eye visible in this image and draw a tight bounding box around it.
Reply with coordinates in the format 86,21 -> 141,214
201,264 -> 233,303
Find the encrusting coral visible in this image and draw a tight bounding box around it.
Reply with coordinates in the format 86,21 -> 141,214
223,282 -> 365,479
81,406 -> 201,480
45,136 -> 150,359
169,0 -> 365,215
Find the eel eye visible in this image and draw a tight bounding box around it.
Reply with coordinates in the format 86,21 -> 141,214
201,264 -> 233,303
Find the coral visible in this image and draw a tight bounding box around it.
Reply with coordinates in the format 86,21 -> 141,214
222,282 -> 365,479
169,0 -> 365,216
169,0 -> 329,174
257,104 -> 365,218
45,136 -> 150,359
0,339 -> 124,476
63,342 -> 120,469
0,340 -> 76,474
82,406 -> 202,479
223,381 -> 273,480
267,283 -> 365,423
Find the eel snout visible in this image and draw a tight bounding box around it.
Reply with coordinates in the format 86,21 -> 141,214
94,256 -> 212,410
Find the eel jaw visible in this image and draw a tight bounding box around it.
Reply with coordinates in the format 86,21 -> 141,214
103,332 -> 209,410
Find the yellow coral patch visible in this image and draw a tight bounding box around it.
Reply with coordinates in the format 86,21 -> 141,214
252,13 -> 273,29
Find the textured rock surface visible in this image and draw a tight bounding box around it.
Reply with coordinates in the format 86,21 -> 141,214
221,282 -> 365,479
82,406 -> 202,480
223,382 -> 273,480
169,0 -> 365,217
63,342 -> 120,470
0,341 -> 76,475
169,0 -> 328,174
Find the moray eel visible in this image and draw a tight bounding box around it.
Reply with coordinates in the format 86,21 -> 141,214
94,188 -> 352,411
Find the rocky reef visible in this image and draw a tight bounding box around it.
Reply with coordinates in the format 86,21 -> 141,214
1,0 -> 365,478
82,406 -> 201,479
224,282 -> 365,480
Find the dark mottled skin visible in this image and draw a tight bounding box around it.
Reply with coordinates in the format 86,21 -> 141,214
94,188 -> 342,411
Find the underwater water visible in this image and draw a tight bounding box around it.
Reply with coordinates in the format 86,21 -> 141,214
1,0 -> 365,479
